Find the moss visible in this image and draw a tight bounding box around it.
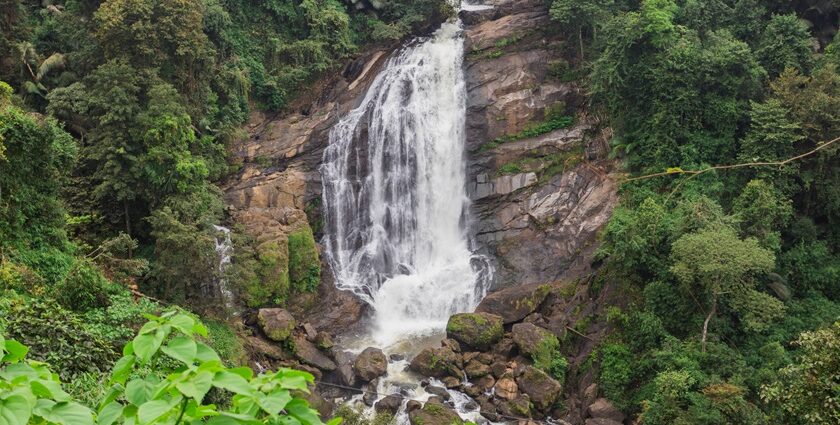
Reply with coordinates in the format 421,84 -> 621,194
447,313 -> 503,349
287,223 -> 321,293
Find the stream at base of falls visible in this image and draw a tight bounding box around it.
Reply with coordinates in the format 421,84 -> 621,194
320,0 -> 496,422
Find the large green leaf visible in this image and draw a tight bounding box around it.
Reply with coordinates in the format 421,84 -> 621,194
133,329 -> 166,363
0,394 -> 31,425
110,355 -> 136,385
125,377 -> 157,406
213,371 -> 255,396
285,399 -> 322,425
176,370 -> 213,401
1,340 -> 27,363
137,399 -> 178,424
48,401 -> 95,425
161,336 -> 197,365
256,390 -> 291,415
97,401 -> 125,425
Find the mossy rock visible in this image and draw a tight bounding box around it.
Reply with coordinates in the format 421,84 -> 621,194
287,223 -> 320,293
257,308 -> 296,342
408,401 -> 464,425
476,283 -> 551,324
446,312 -> 504,351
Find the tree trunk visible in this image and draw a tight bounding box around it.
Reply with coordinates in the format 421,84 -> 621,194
701,295 -> 717,352
579,26 -> 585,62
124,199 -> 133,258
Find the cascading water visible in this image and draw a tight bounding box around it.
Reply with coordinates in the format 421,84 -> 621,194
212,225 -> 235,310
321,2 -> 492,350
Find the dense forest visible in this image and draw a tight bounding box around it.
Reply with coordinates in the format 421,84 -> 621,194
0,0 -> 839,424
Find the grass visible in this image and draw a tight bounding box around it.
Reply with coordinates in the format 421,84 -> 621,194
479,114 -> 574,152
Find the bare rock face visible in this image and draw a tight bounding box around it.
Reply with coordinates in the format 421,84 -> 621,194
353,347 -> 388,382
462,0 -> 618,288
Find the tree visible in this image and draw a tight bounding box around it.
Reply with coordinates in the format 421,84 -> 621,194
756,14 -> 814,78
549,0 -> 614,60
762,322 -> 840,424
670,228 -> 778,351
732,180 -> 793,251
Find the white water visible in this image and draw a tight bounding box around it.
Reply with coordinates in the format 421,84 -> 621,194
212,225 -> 235,310
321,6 -> 491,349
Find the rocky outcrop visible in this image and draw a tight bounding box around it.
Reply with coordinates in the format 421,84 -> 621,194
445,312 -> 504,350
462,0 -> 618,288
407,277 -> 628,424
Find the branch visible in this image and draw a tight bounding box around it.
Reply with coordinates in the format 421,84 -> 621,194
620,135 -> 840,185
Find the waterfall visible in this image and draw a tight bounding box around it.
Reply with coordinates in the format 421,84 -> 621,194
321,9 -> 491,348
212,225 -> 235,310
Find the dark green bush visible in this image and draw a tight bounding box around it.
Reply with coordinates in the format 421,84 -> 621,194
55,259 -> 111,312
2,297 -> 116,380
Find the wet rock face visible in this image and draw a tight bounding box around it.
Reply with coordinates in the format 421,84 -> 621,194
462,0 -> 618,288
445,312 -> 504,350
353,347 -> 388,382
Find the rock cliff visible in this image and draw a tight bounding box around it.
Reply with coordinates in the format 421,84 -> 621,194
461,0 -> 617,288
223,0 -> 617,331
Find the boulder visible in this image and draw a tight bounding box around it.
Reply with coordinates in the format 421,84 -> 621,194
406,400 -> 422,412
442,376 -> 461,389
511,322 -> 555,356
585,420 -> 623,425
496,394 -> 531,419
258,308 -> 296,342
362,379 -> 378,406
425,385 -> 450,401
409,346 -> 461,378
494,375 -> 519,400
516,366 -> 562,412
354,347 -> 388,382
292,335 -> 336,371
333,351 -> 357,387
477,395 -> 499,421
587,398 -> 625,423
374,394 -> 403,415
315,331 -> 334,349
465,359 -> 491,379
408,402 -> 464,425
446,312 -> 504,350
476,283 -> 551,324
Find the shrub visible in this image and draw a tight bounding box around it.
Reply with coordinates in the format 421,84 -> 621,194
55,259 -> 111,312
599,343 -> 634,409
532,334 -> 567,384
1,297 -> 116,380
0,310 -> 335,425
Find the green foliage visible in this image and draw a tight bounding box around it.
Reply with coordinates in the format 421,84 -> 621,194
55,259 -> 111,312
287,225 -> 321,293
0,96 -> 76,252
598,343 -> 633,409
756,14 -> 814,78
762,321 -> 840,424
1,297 -> 115,380
532,336 -> 567,385
0,310 -> 336,425
732,180 -> 793,251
